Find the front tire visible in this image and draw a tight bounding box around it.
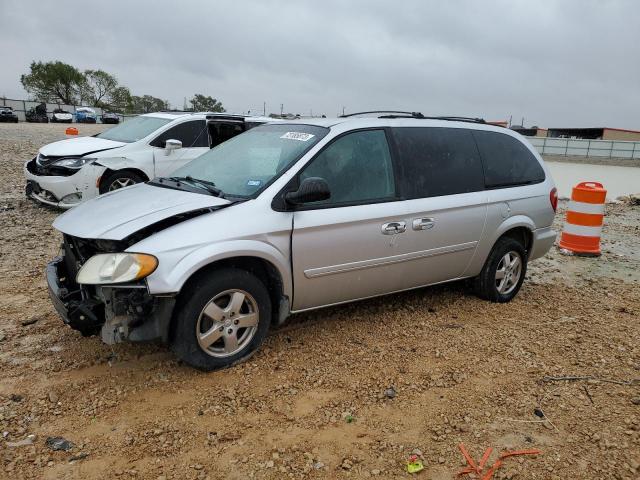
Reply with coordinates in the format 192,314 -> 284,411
473,237 -> 527,303
99,170 -> 145,194
171,268 -> 271,371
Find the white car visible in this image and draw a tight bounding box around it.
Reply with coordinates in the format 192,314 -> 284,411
25,112 -> 276,208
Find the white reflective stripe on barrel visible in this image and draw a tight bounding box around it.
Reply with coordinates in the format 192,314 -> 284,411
567,200 -> 605,215
562,223 -> 603,237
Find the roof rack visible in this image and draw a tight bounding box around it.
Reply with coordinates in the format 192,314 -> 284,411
425,116 -> 486,124
339,110 -> 425,118
339,111 -> 485,124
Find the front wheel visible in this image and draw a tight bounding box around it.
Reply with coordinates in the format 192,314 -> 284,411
473,237 -> 527,302
99,170 -> 145,194
171,268 -> 271,371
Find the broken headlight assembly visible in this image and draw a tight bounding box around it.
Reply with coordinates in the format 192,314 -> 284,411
51,157 -> 95,169
76,253 -> 158,285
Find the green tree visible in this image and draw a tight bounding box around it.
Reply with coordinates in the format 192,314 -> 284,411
128,95 -> 169,113
189,94 -> 224,112
20,61 -> 84,104
106,86 -> 132,112
80,69 -> 119,107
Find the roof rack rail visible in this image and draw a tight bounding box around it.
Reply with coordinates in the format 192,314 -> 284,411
339,111 -> 485,124
339,110 -> 424,118
425,116 -> 486,124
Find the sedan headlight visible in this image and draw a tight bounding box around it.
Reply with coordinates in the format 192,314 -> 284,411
52,157 -> 94,169
76,253 -> 158,285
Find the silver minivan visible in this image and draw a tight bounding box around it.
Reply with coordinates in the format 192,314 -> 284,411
46,112 -> 558,370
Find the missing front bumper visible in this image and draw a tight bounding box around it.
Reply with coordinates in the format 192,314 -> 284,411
46,256 -> 104,336
46,256 -> 176,343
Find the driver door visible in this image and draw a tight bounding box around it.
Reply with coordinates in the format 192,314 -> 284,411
290,129 -> 409,310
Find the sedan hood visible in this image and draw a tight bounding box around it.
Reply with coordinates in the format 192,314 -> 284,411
40,136 -> 125,157
53,183 -> 230,240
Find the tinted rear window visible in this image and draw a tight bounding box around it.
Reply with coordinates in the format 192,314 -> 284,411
472,130 -> 545,188
393,127 -> 484,199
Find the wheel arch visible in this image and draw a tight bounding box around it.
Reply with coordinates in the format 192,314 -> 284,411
99,167 -> 149,192
167,255 -> 288,342
492,215 -> 535,250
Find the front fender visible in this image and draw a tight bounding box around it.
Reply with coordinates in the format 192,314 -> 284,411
94,157 -> 148,174
144,239 -> 292,299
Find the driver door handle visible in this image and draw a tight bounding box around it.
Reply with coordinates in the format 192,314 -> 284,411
381,221 -> 406,235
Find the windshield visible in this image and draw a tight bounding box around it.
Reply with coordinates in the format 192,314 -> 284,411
97,116 -> 172,143
168,124 -> 328,197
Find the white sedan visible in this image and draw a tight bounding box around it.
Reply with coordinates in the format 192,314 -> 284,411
24,112 -> 276,208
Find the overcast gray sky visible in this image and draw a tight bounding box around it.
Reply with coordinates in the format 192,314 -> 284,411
1,0 -> 638,127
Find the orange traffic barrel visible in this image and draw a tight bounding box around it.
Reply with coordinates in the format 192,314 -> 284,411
65,127 -> 78,135
558,181 -> 606,256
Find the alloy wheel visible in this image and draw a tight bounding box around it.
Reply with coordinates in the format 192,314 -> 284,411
495,250 -> 522,295
108,178 -> 135,191
195,289 -> 259,358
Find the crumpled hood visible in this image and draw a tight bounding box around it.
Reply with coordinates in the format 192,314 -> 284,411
40,136 -> 125,157
53,183 -> 230,240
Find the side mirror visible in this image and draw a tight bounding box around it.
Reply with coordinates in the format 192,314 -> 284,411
285,177 -> 331,205
164,139 -> 182,155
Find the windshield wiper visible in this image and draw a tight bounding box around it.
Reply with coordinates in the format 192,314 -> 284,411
162,176 -> 224,197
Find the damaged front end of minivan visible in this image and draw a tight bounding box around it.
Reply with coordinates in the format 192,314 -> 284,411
46,205 -> 219,344
47,235 -> 175,344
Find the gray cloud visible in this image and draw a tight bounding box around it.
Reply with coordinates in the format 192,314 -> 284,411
0,0 -> 638,127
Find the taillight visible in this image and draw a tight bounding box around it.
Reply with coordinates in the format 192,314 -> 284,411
550,187 -> 558,212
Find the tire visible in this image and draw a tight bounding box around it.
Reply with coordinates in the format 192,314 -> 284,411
473,236 -> 527,303
171,268 -> 271,371
99,170 -> 145,194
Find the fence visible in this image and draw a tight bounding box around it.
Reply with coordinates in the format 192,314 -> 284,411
0,97 -> 137,123
528,136 -> 640,159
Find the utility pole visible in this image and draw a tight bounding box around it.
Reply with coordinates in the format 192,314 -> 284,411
342,106 -> 345,116
263,101 -> 266,116
280,103 -> 284,118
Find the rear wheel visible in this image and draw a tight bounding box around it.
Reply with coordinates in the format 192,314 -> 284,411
171,268 -> 271,371
99,171 -> 145,194
473,237 -> 527,302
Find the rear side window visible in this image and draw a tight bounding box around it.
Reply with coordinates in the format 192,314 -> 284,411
393,127 -> 484,199
472,130 -> 545,188
150,120 -> 209,148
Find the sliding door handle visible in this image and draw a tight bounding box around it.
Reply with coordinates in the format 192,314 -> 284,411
381,221 -> 406,235
413,217 -> 435,230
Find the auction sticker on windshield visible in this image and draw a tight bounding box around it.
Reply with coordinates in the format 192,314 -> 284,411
280,132 -> 315,141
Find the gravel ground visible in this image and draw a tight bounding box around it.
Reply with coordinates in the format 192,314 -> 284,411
0,123 -> 639,479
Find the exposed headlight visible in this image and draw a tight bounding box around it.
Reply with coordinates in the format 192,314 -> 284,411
76,253 -> 158,285
52,157 -> 94,169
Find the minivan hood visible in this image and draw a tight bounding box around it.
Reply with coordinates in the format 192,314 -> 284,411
53,183 -> 230,240
40,136 -> 125,157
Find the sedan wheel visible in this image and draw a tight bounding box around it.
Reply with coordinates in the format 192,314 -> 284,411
196,289 -> 259,358
108,177 -> 136,191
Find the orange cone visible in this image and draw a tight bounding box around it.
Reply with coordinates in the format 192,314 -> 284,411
558,182 -> 606,256
65,127 -> 78,135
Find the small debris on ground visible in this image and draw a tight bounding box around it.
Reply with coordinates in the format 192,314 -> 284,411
68,452 -> 89,462
384,386 -> 396,399
46,436 -> 75,452
6,434 -> 37,448
21,316 -> 40,326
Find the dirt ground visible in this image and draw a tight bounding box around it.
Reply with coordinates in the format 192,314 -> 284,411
0,123 -> 639,480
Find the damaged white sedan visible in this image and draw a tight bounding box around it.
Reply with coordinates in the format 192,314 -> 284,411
24,112 -> 275,208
